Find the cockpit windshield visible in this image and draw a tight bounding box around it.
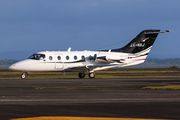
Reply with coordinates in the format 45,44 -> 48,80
28,54 -> 45,60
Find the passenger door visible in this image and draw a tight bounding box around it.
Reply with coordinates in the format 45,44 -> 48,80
55,54 -> 64,69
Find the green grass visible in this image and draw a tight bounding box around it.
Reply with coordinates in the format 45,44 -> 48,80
96,70 -> 180,74
0,72 -> 23,75
0,75 -> 79,79
1,69 -> 180,79
143,85 -> 180,90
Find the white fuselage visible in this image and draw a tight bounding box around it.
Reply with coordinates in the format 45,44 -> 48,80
8,50 -> 146,72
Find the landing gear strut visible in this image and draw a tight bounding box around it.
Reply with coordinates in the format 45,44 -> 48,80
78,72 -> 85,78
89,72 -> 95,78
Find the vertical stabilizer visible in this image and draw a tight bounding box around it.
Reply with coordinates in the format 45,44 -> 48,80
111,29 -> 160,53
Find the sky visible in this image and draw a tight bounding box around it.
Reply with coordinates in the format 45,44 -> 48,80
0,0 -> 180,59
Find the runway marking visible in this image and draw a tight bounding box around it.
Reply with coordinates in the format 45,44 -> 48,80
11,116 -> 170,120
143,85 -> 180,90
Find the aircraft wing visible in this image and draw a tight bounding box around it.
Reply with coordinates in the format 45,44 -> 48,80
65,63 -> 126,72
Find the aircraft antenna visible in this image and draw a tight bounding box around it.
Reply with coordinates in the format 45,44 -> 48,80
67,47 -> 71,51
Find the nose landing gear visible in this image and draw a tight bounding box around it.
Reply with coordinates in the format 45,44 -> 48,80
21,73 -> 27,79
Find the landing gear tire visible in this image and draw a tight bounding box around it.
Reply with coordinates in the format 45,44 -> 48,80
89,72 -> 95,78
21,73 -> 26,79
78,72 -> 85,78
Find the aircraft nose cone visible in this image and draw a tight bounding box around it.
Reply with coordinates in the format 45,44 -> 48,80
8,64 -> 17,71
8,64 -> 25,71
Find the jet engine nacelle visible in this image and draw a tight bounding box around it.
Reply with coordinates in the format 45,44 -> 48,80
94,53 -> 125,63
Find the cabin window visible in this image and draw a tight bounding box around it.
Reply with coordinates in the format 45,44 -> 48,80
28,54 -> 45,60
49,56 -> 53,60
57,56 -> 61,60
66,56 -> 69,60
74,56 -> 77,60
81,55 -> 85,60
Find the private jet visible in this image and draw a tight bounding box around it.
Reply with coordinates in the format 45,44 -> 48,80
8,29 -> 172,79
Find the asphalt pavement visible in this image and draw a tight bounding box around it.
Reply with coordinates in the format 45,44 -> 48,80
0,77 -> 180,120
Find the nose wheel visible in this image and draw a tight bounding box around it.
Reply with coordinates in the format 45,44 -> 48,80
21,73 -> 26,79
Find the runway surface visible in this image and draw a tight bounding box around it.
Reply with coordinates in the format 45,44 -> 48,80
0,77 -> 180,120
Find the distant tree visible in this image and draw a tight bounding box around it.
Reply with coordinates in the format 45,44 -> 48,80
0,59 -> 18,65
169,65 -> 179,69
146,58 -> 180,65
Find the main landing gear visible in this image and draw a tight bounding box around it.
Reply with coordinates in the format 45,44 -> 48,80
78,72 -> 85,78
88,72 -> 95,78
78,72 -> 96,78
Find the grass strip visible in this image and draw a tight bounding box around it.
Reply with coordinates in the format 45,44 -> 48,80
96,70 -> 180,74
143,85 -> 180,90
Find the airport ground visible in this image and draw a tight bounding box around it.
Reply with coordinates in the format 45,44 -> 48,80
0,69 -> 180,120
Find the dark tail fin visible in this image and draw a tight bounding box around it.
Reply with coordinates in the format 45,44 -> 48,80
111,29 -> 160,53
